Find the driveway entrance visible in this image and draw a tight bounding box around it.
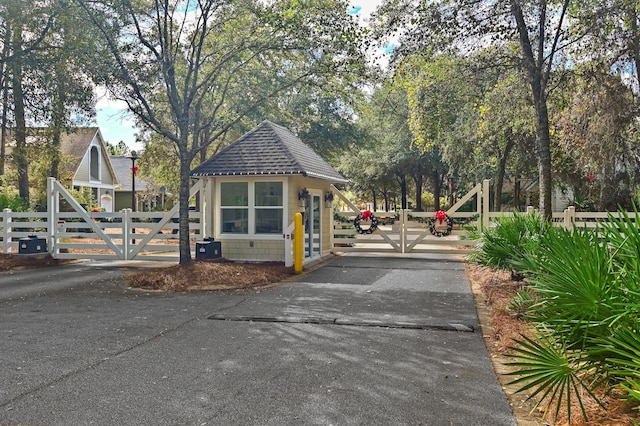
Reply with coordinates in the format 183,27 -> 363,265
0,255 -> 516,425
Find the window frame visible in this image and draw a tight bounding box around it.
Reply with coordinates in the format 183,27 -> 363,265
89,146 -> 101,182
217,178 -> 287,239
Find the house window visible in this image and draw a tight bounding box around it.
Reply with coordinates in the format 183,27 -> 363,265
255,182 -> 283,234
221,182 -> 248,233
220,181 -> 284,235
90,146 -> 99,181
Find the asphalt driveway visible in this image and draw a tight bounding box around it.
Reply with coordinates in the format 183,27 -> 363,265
0,255 -> 516,425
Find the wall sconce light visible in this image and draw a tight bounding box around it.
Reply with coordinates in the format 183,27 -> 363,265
324,191 -> 334,208
298,188 -> 309,207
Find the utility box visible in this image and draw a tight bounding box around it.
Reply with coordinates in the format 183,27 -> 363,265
19,235 -> 47,254
196,238 -> 222,260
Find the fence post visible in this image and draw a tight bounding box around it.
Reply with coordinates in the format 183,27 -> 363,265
482,179 -> 490,230
564,206 -> 575,230
2,208 -> 11,253
526,206 -> 535,214
47,177 -> 56,255
401,209 -> 406,254
122,208 -> 131,260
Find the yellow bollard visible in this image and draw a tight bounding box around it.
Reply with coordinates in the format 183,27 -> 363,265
294,212 -> 303,274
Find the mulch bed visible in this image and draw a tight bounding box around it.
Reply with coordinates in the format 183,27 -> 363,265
126,260 -> 294,292
0,253 -> 69,271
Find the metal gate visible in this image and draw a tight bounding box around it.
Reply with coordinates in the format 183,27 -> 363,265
330,181 -> 488,255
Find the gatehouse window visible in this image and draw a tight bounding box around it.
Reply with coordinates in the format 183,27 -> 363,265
255,182 -> 283,234
219,180 -> 284,236
220,182 -> 248,233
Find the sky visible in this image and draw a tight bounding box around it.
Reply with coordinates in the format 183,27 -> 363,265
95,0 -> 384,151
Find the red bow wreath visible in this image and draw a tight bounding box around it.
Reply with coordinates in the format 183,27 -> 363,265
429,210 -> 453,237
131,165 -> 139,176
353,210 -> 379,234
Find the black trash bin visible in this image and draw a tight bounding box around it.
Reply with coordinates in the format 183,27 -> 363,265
196,238 -> 222,259
19,235 -> 47,254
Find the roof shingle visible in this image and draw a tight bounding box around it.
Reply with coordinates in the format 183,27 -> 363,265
190,121 -> 348,183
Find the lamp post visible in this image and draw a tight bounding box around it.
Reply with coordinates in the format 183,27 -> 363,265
129,150 -> 139,211
129,150 -> 139,245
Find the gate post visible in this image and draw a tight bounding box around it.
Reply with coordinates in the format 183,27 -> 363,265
122,209 -> 131,260
2,208 -> 11,253
401,209 -> 406,253
47,177 -> 57,255
482,179 -> 490,230
564,206 -> 575,230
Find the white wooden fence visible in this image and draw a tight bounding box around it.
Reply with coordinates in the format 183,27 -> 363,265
1,178 -> 638,260
0,178 -> 205,261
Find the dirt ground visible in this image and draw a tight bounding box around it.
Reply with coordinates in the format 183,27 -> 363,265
2,253 -> 637,424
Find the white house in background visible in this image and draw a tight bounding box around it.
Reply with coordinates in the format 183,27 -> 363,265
6,127 -> 118,211
60,127 -> 118,212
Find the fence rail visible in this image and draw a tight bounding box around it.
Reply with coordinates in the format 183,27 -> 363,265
0,208 -> 203,261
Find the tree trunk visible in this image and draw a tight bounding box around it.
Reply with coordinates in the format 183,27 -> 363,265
178,149 -> 193,265
514,174 -> 521,211
383,185 -> 390,212
0,22 -> 10,177
50,66 -> 66,178
396,172 -> 408,209
494,136 -> 515,212
511,0 -> 554,218
11,25 -> 29,201
432,170 -> 442,211
413,174 -> 423,211
534,103 -> 553,217
371,188 -> 377,212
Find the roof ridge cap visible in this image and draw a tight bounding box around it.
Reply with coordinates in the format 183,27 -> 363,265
264,122 -> 307,175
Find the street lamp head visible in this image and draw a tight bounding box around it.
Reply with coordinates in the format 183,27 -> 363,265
129,150 -> 139,160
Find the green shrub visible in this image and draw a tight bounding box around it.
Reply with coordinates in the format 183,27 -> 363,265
0,193 -> 29,211
505,207 -> 640,423
468,211 -> 552,279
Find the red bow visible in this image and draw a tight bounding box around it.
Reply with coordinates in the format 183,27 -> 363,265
362,210 -> 372,221
131,165 -> 139,176
436,210 -> 446,224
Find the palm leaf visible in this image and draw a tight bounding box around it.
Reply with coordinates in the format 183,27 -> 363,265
505,332 -> 599,422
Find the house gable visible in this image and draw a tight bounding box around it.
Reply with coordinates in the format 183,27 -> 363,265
63,128 -> 118,188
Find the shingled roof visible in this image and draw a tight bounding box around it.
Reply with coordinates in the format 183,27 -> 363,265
110,156 -> 148,192
191,120 -> 348,183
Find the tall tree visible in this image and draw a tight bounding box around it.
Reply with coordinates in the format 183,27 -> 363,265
76,0 -> 367,264
399,54 -> 475,209
576,0 -> 640,91
0,0 -> 96,202
374,0 -> 575,217
556,67 -> 640,210
8,9 -> 29,199
475,69 -> 537,210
